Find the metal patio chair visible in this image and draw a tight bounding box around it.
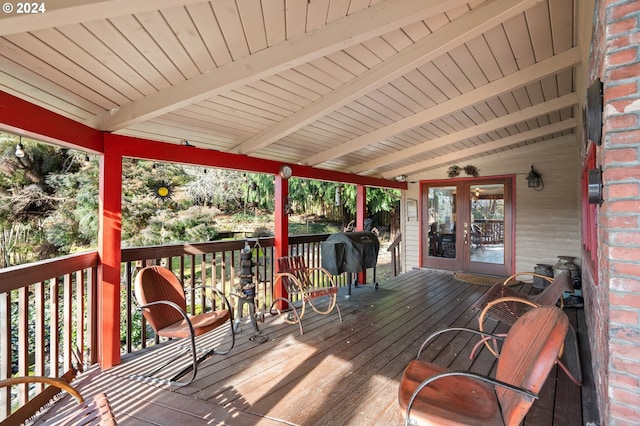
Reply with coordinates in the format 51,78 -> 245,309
270,256 -> 342,335
398,306 -> 569,426
132,266 -> 235,386
472,270 -> 581,385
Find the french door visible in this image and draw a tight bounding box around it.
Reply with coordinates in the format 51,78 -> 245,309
421,177 -> 513,276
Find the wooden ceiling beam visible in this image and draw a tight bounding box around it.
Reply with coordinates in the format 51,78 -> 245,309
352,93 -> 578,174
95,0 -> 467,132
305,46 -> 581,166
383,119 -> 577,179
233,0 -> 542,156
0,0 -> 205,36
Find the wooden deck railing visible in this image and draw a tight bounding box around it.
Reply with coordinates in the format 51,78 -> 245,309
387,232 -> 402,277
0,234 -> 352,417
0,251 -> 100,418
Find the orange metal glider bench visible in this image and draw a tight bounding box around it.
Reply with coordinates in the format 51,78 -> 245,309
398,305 -> 569,425
472,270 -> 582,385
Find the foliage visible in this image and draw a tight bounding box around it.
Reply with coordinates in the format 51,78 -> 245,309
184,167 -> 274,212
0,137 -> 80,265
0,133 -> 399,266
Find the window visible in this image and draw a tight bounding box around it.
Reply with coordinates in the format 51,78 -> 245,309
581,143 -> 598,282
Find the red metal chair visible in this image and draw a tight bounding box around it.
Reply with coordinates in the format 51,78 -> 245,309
133,266 -> 235,386
270,256 -> 342,335
398,306 -> 569,426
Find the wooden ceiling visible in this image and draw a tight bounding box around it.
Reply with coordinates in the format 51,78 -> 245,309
0,0 -> 580,179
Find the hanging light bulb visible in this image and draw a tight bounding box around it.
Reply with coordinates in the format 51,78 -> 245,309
15,137 -> 25,158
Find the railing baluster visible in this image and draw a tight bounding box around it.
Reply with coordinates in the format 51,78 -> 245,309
125,262 -> 133,354
49,278 -> 59,378
64,273 -> 73,373
200,254 -> 207,312
75,270 -> 85,368
35,281 -> 46,389
0,291 -> 10,417
18,287 -> 28,405
89,266 -> 99,365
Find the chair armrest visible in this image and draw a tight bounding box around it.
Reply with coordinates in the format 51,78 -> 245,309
416,327 -> 506,359
212,287 -> 234,317
503,272 -> 553,286
0,376 -> 84,404
183,285 -> 233,313
404,370 -> 538,425
478,296 -> 540,357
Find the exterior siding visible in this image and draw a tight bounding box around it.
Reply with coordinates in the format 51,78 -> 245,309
401,137 -> 581,273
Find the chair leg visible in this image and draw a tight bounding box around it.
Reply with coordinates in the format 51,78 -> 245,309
558,324 -> 582,386
131,337 -> 200,387
307,289 -> 338,316
270,298 -> 304,335
132,317 -> 236,387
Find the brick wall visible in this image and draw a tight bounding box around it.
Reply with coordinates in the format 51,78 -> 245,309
586,0 -> 640,424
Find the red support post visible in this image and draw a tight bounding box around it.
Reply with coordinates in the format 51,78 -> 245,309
97,148 -> 122,369
274,175 -> 289,306
356,185 -> 367,231
356,184 -> 367,284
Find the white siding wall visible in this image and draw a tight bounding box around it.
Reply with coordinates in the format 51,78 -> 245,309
401,136 -> 582,273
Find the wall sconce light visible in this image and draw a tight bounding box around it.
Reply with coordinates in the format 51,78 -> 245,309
15,138 -> 25,158
395,175 -> 407,182
527,165 -> 544,191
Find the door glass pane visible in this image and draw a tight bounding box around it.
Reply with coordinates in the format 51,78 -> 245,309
469,184 -> 504,264
427,186 -> 457,259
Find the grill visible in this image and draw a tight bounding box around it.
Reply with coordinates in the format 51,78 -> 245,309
321,231 -> 379,295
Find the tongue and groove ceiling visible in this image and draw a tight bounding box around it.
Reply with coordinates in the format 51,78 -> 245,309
0,0 -> 579,179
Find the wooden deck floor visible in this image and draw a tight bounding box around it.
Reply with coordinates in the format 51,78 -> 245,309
39,269 -> 595,425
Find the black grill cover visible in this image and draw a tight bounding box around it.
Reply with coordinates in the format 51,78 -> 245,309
321,231 -> 379,275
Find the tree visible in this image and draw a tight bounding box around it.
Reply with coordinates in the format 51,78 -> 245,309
0,137 -> 80,265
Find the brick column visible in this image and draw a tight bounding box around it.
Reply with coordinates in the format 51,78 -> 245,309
589,0 -> 640,423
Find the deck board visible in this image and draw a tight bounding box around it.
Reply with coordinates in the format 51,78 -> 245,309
37,269 -> 591,425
